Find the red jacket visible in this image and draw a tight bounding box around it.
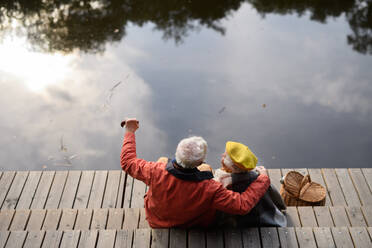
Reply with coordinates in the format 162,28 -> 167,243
120,132 -> 270,228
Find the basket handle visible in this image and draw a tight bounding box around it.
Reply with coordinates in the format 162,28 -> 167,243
298,174 -> 311,196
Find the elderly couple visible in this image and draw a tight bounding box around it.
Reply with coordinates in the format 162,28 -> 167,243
120,118 -> 286,228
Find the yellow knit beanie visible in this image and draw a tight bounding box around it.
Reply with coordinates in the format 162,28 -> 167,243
226,141 -> 257,171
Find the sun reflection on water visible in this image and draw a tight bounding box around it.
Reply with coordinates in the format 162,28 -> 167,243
0,36 -> 76,92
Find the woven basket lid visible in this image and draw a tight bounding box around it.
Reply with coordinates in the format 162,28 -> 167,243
282,171 -> 305,197
299,182 -> 326,203
283,171 -> 326,202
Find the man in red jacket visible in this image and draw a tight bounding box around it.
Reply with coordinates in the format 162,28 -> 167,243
120,118 -> 270,228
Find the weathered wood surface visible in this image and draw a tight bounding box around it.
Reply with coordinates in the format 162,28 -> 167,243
1,206 -> 372,231
1,168 -> 371,211
0,227 -> 371,247
30,171 -> 55,209
0,168 -> 372,247
313,227 -> 335,248
45,171 -> 68,209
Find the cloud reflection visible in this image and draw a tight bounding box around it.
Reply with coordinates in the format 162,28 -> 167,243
0,43 -> 167,170
220,5 -> 372,115
129,4 -> 372,169
0,36 -> 75,91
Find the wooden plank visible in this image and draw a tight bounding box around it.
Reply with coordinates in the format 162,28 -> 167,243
313,227 -> 335,248
329,206 -> 350,227
58,209 -> 77,230
169,229 -> 187,248
42,209 -> 62,230
73,171 -> 95,208
30,171 -> 55,209
0,231 -> 10,248
116,171 -> 125,208
313,207 -> 334,227
361,206 -> 372,226
297,207 -> 317,227
88,171 -> 108,208
115,229 -> 134,248
368,227 -> 372,241
281,168 -> 293,176
4,231 -> 27,248
26,209 -> 46,231
96,230 -> 116,248
224,229 -> 242,248
74,209 -> 93,230
42,230 -> 63,248
9,209 -> 30,231
91,208 -> 108,230
285,207 -> 301,227
268,169 -> 282,193
307,169 -> 331,206
348,168 -> 372,206
23,230 -> 45,248
102,171 -> 121,208
0,210 -> 15,231
59,170 -> 81,208
242,228 -> 261,248
361,168 -> 372,194
295,227 -> 316,248
206,229 -> 223,248
60,230 -> 80,248
138,208 -> 149,228
133,228 -> 151,248
322,169 -> 347,206
278,227 -> 298,248
2,171 -> 28,209
188,229 -> 205,248
0,172 -> 16,209
260,227 -> 280,248
331,227 -> 354,248
131,179 -> 146,208
345,206 -> 367,226
16,171 -> 42,209
123,208 -> 140,229
349,227 -> 371,248
123,174 -> 134,208
294,168 -> 308,176
335,169 -> 361,206
152,229 -> 169,248
79,230 -> 98,248
107,208 -> 124,230
45,171 -> 68,209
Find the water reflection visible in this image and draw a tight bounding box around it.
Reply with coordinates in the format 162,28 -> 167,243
0,1 -> 371,171
247,0 -> 372,55
0,0 -> 371,54
0,0 -> 241,53
0,42 -> 167,170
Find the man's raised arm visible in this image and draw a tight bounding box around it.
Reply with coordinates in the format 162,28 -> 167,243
120,118 -> 152,185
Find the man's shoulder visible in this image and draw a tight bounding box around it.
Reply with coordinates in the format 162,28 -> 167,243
204,177 -> 224,191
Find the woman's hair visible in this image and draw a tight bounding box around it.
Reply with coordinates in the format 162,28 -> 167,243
223,152 -> 245,173
175,136 -> 207,169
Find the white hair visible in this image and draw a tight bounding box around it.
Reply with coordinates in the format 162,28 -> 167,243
175,136 -> 207,169
223,152 -> 245,173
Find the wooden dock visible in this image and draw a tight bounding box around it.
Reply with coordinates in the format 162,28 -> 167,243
0,168 -> 371,247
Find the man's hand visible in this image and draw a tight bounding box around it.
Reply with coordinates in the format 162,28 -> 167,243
124,118 -> 139,133
256,166 -> 268,176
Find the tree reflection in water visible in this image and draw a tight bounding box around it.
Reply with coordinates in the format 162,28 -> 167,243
247,0 -> 372,55
0,0 -> 371,54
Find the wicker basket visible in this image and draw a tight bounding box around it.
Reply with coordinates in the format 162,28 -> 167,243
280,171 -> 326,206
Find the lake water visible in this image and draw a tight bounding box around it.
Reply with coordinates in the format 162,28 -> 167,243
0,0 -> 371,171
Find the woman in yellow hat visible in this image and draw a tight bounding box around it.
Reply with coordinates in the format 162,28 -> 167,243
214,141 -> 287,227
